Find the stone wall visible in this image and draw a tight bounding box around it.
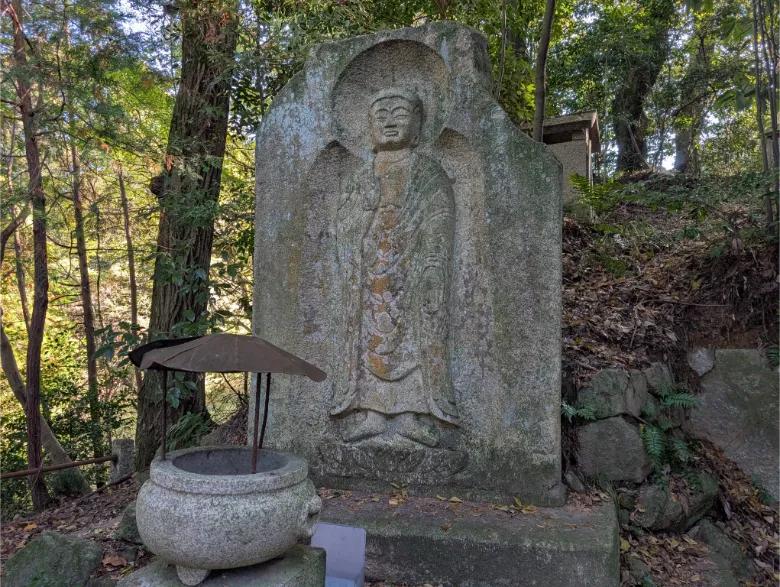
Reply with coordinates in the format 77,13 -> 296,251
567,362 -> 719,536
567,349 -> 778,532
572,363 -> 675,484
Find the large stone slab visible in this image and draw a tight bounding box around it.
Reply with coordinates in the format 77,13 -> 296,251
117,545 -> 325,587
320,490 -> 618,586
684,349 -> 779,500
253,21 -> 563,506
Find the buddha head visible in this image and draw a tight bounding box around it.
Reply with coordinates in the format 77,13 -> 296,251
370,88 -> 422,153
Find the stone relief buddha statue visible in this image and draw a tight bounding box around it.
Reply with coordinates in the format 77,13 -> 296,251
331,88 -> 458,447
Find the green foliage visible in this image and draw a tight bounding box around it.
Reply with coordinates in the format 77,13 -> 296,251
596,250 -> 629,278
1,330 -> 134,517
570,174 -> 625,215
752,477 -> 774,506
640,424 -> 667,471
767,302 -> 780,367
767,345 -> 779,368
561,400 -> 597,422
640,383 -> 698,475
654,382 -> 700,409
166,411 -> 214,452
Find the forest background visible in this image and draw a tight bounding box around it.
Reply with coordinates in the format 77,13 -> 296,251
1,0 -> 778,515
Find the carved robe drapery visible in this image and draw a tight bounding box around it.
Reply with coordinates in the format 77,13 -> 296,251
333,150 -> 457,424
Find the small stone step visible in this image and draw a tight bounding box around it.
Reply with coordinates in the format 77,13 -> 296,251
116,546 -> 325,587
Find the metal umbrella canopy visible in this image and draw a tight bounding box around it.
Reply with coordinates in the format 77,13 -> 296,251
130,334 -> 326,472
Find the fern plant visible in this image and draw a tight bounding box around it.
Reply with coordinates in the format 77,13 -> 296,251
166,411 -> 214,451
640,382 -> 699,474
767,344 -> 779,368
570,174 -> 624,215
561,400 -> 597,423
767,301 -> 780,367
656,382 -> 699,409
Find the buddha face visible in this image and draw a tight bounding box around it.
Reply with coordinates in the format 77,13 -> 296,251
370,95 -> 421,152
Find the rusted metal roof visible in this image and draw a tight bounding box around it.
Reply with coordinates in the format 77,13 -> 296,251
131,333 -> 326,382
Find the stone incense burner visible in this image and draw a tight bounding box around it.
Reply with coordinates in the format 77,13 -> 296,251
136,446 -> 321,586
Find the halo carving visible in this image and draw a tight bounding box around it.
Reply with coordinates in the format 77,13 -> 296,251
332,40 -> 452,156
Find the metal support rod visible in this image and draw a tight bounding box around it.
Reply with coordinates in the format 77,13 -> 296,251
161,370 -> 167,460
0,455 -> 116,480
251,373 -> 262,474
259,373 -> 271,451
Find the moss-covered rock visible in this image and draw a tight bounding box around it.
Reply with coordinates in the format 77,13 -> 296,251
684,348 -> 779,501
693,519 -> 754,582
2,531 -> 103,587
578,417 -> 652,482
578,369 -> 647,418
114,501 -> 142,545
634,473 -> 717,532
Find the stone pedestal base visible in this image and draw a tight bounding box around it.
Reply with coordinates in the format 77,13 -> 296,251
321,490 -> 619,587
116,546 -> 325,587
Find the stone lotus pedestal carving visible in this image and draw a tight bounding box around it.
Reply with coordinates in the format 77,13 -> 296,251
135,447 -> 321,586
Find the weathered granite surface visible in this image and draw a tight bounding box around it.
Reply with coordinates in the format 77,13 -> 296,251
320,490 -> 618,586
117,546 -> 326,587
577,416 -> 652,482
136,447 -> 321,584
577,368 -> 649,418
1,531 -> 103,587
115,500 -> 143,545
111,438 -> 134,484
253,21 -> 563,505
633,473 -> 718,532
692,519 -> 755,582
684,349 -> 779,500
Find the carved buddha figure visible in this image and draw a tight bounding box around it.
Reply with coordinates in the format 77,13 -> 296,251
332,88 -> 457,447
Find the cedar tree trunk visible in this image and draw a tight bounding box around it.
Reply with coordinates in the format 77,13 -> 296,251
6,0 -> 49,509
134,0 -> 238,470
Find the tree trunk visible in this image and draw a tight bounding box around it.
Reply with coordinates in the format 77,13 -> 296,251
134,0 -> 238,471
612,0 -> 675,172
673,115 -> 692,173
753,0 -> 773,231
13,229 -> 31,334
7,0 -> 49,510
4,125 -> 32,334
613,70 -> 655,172
71,142 -> 103,472
757,0 -> 779,231
673,30 -> 713,175
118,167 -> 142,392
0,322 -> 90,494
532,0 -> 556,142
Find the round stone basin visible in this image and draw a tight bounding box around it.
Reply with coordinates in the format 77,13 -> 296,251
136,447 -> 321,586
